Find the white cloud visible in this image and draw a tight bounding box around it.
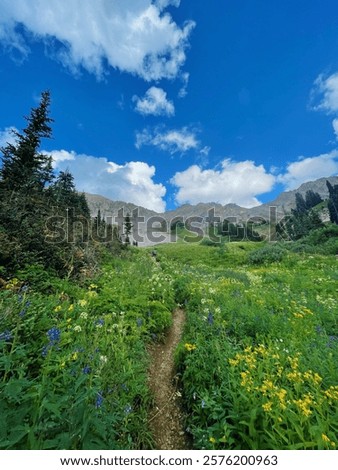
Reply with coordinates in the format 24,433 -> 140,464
178,72 -> 189,98
332,118 -> 338,139
277,151 -> 338,190
135,126 -> 199,154
0,126 -> 18,147
0,0 -> 195,81
133,87 -> 175,116
312,73 -> 338,113
200,146 -> 211,156
51,150 -> 166,212
155,0 -> 181,10
171,159 -> 276,207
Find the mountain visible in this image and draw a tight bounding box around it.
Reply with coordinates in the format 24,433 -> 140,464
84,176 -> 338,245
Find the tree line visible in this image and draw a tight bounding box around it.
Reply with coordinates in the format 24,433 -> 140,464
0,91 -> 122,278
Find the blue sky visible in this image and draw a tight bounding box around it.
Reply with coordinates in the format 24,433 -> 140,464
1,0 -> 338,212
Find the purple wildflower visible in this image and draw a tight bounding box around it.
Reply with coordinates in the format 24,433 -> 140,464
47,327 -> 61,344
0,330 -> 12,342
95,392 -> 104,409
207,312 -> 214,325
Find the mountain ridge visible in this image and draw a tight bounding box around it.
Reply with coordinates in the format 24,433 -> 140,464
85,176 -> 338,223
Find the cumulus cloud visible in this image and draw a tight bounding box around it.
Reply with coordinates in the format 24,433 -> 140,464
51,150 -> 166,212
133,87 -> 175,116
0,126 -> 18,148
0,0 -> 195,81
277,151 -> 338,190
311,73 -> 338,113
171,159 -> 276,207
135,126 -> 200,154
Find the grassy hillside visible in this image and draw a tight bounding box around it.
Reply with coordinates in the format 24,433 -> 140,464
1,237 -> 337,449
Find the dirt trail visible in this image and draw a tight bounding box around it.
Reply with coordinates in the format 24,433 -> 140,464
148,308 -> 190,450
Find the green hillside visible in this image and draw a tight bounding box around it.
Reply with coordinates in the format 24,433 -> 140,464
1,237 -> 337,449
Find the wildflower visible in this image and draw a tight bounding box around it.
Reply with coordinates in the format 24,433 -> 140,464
324,386 -> 338,401
72,352 -> 78,361
68,304 -> 74,312
78,299 -> 87,307
74,325 -> 82,333
124,405 -> 132,415
215,307 -> 221,314
322,434 -> 330,443
80,312 -> 88,320
207,312 -> 214,325
100,355 -> 108,363
83,365 -> 91,374
0,330 -> 12,342
321,434 -> 336,447
293,394 -> 313,417
89,284 -> 98,290
95,318 -> 104,328
95,392 -> 104,409
228,358 -> 239,366
41,345 -> 50,357
201,400 -> 206,408
47,327 -> 61,345
262,402 -> 273,413
54,305 -> 62,313
185,343 -> 197,351
209,437 -> 216,443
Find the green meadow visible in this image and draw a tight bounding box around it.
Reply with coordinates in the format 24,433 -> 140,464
1,237 -> 337,450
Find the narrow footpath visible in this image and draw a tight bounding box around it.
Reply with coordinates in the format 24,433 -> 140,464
148,308 -> 191,450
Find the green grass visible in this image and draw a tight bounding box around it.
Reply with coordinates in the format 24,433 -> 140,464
1,238 -> 337,450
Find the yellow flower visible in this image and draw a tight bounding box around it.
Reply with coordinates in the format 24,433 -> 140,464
54,305 -> 62,312
185,343 -> 197,352
228,358 -> 239,366
293,394 -> 313,417
262,401 -> 273,412
72,352 -> 78,361
322,434 -> 330,443
209,437 -> 216,443
293,313 -> 304,318
68,304 -> 74,312
78,299 -> 87,307
324,386 -> 338,401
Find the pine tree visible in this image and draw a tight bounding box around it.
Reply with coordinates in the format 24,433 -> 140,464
305,190 -> 323,210
294,193 -> 307,214
0,91 -> 53,195
326,180 -> 338,224
124,213 -> 133,245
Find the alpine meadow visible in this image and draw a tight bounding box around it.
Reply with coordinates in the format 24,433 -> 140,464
1,0 -> 338,456
0,93 -> 338,450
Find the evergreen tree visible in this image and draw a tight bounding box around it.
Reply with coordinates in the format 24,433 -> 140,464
0,91 -> 53,195
305,190 -> 323,210
326,180 -> 338,224
294,193 -> 307,214
124,213 -> 133,245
